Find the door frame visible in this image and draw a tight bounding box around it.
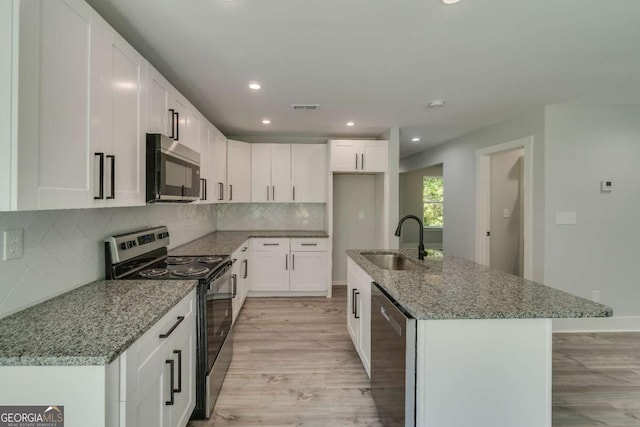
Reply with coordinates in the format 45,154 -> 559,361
475,136 -> 534,280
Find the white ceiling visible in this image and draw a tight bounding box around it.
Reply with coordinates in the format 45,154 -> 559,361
86,0 -> 640,158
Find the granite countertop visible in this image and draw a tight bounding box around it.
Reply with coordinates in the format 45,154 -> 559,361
170,230 -> 329,256
347,249 -> 613,320
0,280 -> 197,366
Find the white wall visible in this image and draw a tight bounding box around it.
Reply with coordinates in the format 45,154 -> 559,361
400,107 -> 546,282
332,175 -> 377,282
490,148 -> 524,276
0,204 -> 216,318
544,106 -> 640,320
216,203 -> 325,230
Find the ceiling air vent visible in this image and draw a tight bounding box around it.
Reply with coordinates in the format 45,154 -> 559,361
292,104 -> 319,111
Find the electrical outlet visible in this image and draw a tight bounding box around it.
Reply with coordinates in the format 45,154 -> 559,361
3,229 -> 23,261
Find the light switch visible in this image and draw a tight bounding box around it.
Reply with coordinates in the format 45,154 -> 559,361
3,229 -> 24,261
556,212 -> 577,225
503,208 -> 511,218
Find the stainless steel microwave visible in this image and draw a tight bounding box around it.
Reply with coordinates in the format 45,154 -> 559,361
146,133 -> 200,203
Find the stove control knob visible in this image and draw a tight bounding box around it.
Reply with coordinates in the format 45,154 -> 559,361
120,243 -> 127,250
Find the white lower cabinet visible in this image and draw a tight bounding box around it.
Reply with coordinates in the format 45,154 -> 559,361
250,238 -> 329,294
347,257 -> 371,377
123,290 -> 196,427
231,241 -> 250,322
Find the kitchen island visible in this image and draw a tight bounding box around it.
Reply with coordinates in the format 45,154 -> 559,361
346,249 -> 612,427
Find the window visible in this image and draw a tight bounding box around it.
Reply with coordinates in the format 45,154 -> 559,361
423,177 -> 443,227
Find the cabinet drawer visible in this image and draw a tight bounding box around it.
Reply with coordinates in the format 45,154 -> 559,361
290,238 -> 328,252
252,238 -> 290,251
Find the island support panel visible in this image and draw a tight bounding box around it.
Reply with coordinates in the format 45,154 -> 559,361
415,318 -> 552,427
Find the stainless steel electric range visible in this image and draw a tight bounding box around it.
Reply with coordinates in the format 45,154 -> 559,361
104,226 -> 233,419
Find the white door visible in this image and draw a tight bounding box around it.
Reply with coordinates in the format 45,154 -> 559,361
357,280 -> 371,375
171,319 -> 196,427
135,346 -> 170,427
361,140 -> 388,172
330,140 -> 359,172
227,139 -> 251,202
212,130 -> 227,202
146,64 -> 171,135
289,252 -> 328,291
104,30 -> 145,207
251,251 -> 290,291
21,0 -> 95,210
346,266 -> 359,348
291,144 -> 327,202
250,144 -> 271,202
271,144 -> 291,202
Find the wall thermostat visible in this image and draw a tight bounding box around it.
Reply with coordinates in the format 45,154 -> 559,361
601,180 -> 614,192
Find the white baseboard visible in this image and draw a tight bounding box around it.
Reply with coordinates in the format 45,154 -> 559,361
332,280 -> 347,286
552,316 -> 640,332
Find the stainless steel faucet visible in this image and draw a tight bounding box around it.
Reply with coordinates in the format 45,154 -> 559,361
394,215 -> 426,260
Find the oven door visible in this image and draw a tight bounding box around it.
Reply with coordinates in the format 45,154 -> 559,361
206,262 -> 233,373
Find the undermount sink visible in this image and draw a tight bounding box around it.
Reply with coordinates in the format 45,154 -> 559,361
361,253 -> 427,271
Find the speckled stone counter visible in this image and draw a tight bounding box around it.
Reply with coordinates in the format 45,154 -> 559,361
347,249 -> 613,320
0,279 -> 197,366
170,230 -> 329,256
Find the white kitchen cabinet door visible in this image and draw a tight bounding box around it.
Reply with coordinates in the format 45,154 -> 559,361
361,140 -> 388,172
346,264 -> 359,349
291,144 -> 327,202
170,322 -> 196,427
329,140 -> 360,172
251,251 -> 290,292
210,128 -> 229,203
196,121 -> 211,203
271,144 -> 291,202
357,279 -> 371,375
250,144 -> 271,202
101,27 -> 145,207
169,92 -> 189,146
14,0 -> 96,210
184,106 -> 201,154
146,64 -> 171,136
227,139 -> 251,202
135,343 -> 170,427
289,251 -> 328,291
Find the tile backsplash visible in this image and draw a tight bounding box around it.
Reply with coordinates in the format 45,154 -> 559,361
216,203 -> 326,231
0,204 -> 216,319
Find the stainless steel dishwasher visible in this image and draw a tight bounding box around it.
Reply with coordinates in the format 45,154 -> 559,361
371,282 -> 416,427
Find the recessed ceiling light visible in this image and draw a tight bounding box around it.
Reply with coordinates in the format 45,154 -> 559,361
412,137 -> 421,142
428,99 -> 446,108
249,82 -> 262,90
262,119 -> 271,124
346,121 -> 355,127
441,0 -> 461,5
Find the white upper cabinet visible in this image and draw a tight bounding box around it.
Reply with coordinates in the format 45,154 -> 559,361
183,104 -> 201,154
92,17 -> 145,207
146,64 -> 172,136
329,140 -> 388,173
250,144 -> 292,202
226,139 -> 251,202
291,144 -> 327,202
212,128 -> 228,202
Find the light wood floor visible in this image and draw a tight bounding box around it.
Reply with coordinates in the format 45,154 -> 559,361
189,287 -> 640,426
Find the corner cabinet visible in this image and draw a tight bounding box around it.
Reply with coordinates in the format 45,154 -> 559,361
347,257 -> 372,377
329,140 -> 388,173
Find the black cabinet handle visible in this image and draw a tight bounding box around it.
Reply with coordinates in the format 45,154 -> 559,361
263,243 -> 280,246
351,288 -> 357,315
285,254 -> 288,270
292,254 -> 295,270
355,153 -> 358,170
218,182 -> 224,201
232,274 -> 237,297
200,178 -> 206,200
94,153 -> 104,200
242,259 -> 248,279
106,155 -> 115,199
293,186 -> 296,201
272,185 -> 275,200
175,111 -> 180,141
361,153 -> 364,170
165,359 -> 175,405
267,185 -> 270,201
159,316 -> 185,339
173,350 -> 182,393
301,243 -> 318,246
354,291 -> 360,319
169,109 -> 175,139
229,184 -> 233,201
